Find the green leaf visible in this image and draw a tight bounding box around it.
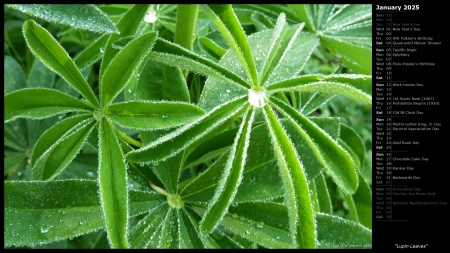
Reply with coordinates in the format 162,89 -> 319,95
32,118 -> 96,180
300,93 -> 335,115
4,56 -> 27,94
259,13 -> 303,85
105,100 -> 205,130
179,209 -> 206,248
151,152 -> 184,195
183,127 -> 238,168
289,4 -> 316,32
100,32 -> 157,107
99,4 -> 149,79
202,5 -> 258,86
339,124 -> 365,170
270,97 -> 358,194
158,209 -> 180,248
22,20 -> 99,108
321,36 -> 371,74
250,12 -> 275,31
98,119 -> 129,248
4,180 -> 104,247
136,60 -> 190,102
129,190 -> 166,217
27,59 -> 55,88
198,37 -> 227,58
126,97 -> 248,163
7,4 -> 119,34
129,204 -> 169,248
352,174 -> 372,229
262,105 -> 316,248
323,4 -> 371,30
314,174 -> 332,214
150,37 -> 250,89
74,34 -> 108,70
316,212 -> 372,248
200,108 -> 254,234
266,74 -> 372,104
31,114 -> 92,165
4,88 -> 92,122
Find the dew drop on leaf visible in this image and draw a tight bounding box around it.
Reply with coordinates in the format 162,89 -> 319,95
162,114 -> 169,119
245,230 -> 250,235
40,225 -> 50,234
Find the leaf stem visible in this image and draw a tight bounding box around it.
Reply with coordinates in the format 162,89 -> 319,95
147,179 -> 169,197
109,122 -> 143,148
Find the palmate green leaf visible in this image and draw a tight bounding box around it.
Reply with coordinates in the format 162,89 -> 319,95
339,123 -> 365,169
104,100 -> 205,130
200,108 -> 255,234
32,118 -> 96,180
316,212 -> 371,249
251,12 -> 276,31
202,4 -> 258,86
4,56 -> 27,94
323,4 -> 371,30
126,96 -> 248,163
270,97 -> 358,194
7,4 -> 118,34
31,114 -> 92,165
22,20 -> 99,108
4,180 -> 104,247
262,105 -> 316,248
4,88 -> 92,122
74,34 -> 108,71
266,74 -> 372,104
180,116 -> 340,204
98,118 -> 129,249
149,37 -> 250,89
100,32 -> 157,107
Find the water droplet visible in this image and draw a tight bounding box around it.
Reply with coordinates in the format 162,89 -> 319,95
226,89 -> 231,93
144,5 -> 157,23
40,225 -> 50,234
245,230 -> 250,235
276,235 -> 280,239
71,15 -> 76,21
128,89 -> 132,93
100,47 -> 104,53
161,114 -> 168,119
248,87 -> 268,108
79,221 -> 84,225
86,171 -> 94,177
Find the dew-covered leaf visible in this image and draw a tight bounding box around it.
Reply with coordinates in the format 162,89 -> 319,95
7,4 -> 119,34
4,88 -> 92,123
262,105 -> 316,248
98,119 -> 129,248
352,174 -> 372,229
320,36 -> 371,75
23,20 -> 99,108
151,152 -> 184,195
316,212 -> 372,248
126,97 -> 248,163
100,32 -> 157,107
149,37 -> 250,90
270,97 -> 358,194
32,118 -> 96,180
4,179 -> 104,247
4,56 -> 27,94
323,4 -> 371,30
266,74 -> 372,104
129,204 -> 169,248
31,114 -> 92,165
198,37 -> 227,59
200,109 -> 254,234
158,209 -> 180,248
74,34 -> 108,71
202,4 -> 258,86
99,4 -> 149,79
300,93 -> 335,115
105,100 -> 205,130
250,12 -> 275,31
339,124 -> 365,170
314,174 -> 332,214
179,209 -> 206,248
259,13 -> 303,85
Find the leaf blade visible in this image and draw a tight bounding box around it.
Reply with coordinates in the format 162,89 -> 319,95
4,88 -> 92,122
98,119 -> 129,248
105,100 -> 205,130
22,20 -> 99,108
